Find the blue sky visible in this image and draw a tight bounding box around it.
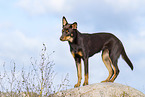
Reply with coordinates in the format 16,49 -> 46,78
0,0 -> 145,93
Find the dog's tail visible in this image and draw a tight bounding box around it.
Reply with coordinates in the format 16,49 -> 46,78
121,48 -> 133,70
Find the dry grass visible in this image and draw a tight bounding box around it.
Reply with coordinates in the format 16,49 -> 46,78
0,43 -> 69,97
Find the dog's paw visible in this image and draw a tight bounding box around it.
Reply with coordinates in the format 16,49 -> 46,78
83,81 -> 88,86
101,80 -> 113,83
74,83 -> 80,88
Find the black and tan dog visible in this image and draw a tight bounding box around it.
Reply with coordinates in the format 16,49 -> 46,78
60,16 -> 133,87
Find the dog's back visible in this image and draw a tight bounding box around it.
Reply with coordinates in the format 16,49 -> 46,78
78,32 -> 123,57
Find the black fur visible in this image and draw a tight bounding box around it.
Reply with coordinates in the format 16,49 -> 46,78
60,16 -> 133,87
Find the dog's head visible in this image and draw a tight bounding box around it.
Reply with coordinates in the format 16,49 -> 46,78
60,16 -> 77,43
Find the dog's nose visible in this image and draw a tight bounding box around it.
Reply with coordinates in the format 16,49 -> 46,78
60,36 -> 63,41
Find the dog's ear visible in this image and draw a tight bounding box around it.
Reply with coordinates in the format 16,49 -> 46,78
72,22 -> 77,29
62,16 -> 68,26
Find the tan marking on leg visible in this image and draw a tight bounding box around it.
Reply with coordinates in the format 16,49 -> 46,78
83,73 -> 88,86
74,62 -> 82,87
77,51 -> 83,57
110,64 -> 119,82
110,65 -> 116,82
101,49 -> 114,82
71,51 -> 75,58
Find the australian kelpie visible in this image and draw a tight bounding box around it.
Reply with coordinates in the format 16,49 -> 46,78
60,16 -> 133,87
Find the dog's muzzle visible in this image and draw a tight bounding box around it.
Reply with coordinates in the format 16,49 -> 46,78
60,36 -> 65,41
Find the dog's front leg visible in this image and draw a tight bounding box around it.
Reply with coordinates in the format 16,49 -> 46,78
74,57 -> 82,87
83,58 -> 89,86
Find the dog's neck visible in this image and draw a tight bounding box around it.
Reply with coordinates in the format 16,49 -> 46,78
69,30 -> 83,52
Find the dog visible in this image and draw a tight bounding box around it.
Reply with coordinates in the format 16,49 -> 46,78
60,16 -> 133,87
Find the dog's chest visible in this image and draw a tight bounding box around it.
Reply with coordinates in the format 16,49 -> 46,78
70,44 -> 83,57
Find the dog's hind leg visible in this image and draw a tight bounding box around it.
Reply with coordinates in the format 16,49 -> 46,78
109,45 -> 121,82
110,60 -> 120,82
101,49 -> 114,82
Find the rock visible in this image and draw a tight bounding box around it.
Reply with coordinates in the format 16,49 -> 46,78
51,83 -> 145,97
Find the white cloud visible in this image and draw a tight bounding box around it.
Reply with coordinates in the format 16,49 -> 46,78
16,0 -> 46,14
0,22 -> 12,29
16,0 -> 72,15
0,30 -> 41,64
0,30 -> 39,50
15,0 -> 145,17
104,0 -> 143,13
139,31 -> 145,37
126,33 -> 145,55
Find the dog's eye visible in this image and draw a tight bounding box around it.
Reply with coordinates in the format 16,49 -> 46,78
66,30 -> 69,33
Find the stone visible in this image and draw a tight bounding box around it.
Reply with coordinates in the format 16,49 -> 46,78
51,83 -> 145,97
